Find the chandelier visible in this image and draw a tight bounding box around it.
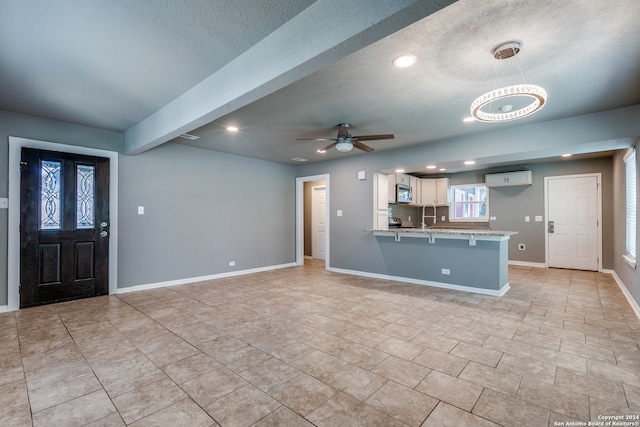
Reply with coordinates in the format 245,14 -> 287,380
470,41 -> 547,122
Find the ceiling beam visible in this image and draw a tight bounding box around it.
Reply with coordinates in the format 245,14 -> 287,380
123,0 -> 456,155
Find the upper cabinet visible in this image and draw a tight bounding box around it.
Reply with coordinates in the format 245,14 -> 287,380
396,173 -> 411,186
410,176 -> 420,205
420,177 -> 450,205
386,173 -> 450,206
485,170 -> 532,187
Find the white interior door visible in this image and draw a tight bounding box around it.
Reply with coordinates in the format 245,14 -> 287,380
547,175 -> 600,270
312,186 -> 326,260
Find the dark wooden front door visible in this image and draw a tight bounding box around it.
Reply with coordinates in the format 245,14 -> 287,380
20,148 -> 110,308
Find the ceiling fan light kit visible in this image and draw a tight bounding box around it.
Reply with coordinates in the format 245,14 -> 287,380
335,140 -> 353,152
470,41 -> 547,123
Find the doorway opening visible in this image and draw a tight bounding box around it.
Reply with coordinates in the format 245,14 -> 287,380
296,174 -> 329,268
8,137 -> 119,311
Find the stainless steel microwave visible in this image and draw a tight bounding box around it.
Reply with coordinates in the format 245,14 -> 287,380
396,184 -> 412,204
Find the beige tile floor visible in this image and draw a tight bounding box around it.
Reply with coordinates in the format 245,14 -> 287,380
1,261 -> 639,426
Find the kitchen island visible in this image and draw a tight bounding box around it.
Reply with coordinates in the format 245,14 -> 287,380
369,228 -> 517,296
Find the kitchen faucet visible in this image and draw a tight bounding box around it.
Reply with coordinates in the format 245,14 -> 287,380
422,203 -> 437,229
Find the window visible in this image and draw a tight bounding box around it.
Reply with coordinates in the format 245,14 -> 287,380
624,148 -> 636,267
450,184 -> 488,221
40,160 -> 62,230
76,164 -> 95,229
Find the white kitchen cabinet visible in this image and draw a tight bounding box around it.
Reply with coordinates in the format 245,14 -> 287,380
420,179 -> 436,204
387,173 -> 396,203
435,178 -> 450,205
419,178 -> 450,205
396,173 -> 411,186
410,176 -> 420,205
485,170 -> 532,187
374,172 -> 389,229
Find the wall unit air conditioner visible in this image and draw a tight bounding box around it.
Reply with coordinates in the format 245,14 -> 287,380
485,170 -> 532,187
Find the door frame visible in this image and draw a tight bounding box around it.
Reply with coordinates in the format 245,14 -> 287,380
544,173 -> 602,271
296,174 -> 329,268
8,136 -> 119,311
311,185 -> 326,260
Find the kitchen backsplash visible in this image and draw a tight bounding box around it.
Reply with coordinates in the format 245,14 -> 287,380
388,204 -> 489,228
388,204 -> 448,226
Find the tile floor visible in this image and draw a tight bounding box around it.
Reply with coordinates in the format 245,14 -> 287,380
1,261 -> 639,426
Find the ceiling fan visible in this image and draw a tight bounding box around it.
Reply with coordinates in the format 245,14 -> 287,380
297,123 -> 394,153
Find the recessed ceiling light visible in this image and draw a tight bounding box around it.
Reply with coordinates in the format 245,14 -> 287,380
392,55 -> 417,68
426,165 -> 437,169
561,153 -> 572,157
463,117 -> 476,122
227,126 -> 239,132
291,157 -> 308,162
395,169 -> 405,173
464,160 -> 476,165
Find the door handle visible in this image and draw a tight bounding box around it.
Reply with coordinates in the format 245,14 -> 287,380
548,221 -> 554,233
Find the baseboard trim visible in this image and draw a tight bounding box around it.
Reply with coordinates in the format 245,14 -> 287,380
116,262 -> 297,294
328,267 -> 510,297
604,269 -> 640,319
508,260 -> 547,268
0,305 -> 8,313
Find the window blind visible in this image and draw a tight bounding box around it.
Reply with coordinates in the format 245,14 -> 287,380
625,148 -> 636,260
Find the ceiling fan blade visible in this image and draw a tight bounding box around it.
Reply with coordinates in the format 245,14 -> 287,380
353,134 -> 395,141
318,142 -> 337,152
353,141 -> 374,153
295,138 -> 336,141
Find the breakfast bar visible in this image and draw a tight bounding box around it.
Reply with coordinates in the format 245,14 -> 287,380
370,228 -> 517,296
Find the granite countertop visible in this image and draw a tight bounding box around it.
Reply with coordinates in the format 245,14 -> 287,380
371,228 -> 518,237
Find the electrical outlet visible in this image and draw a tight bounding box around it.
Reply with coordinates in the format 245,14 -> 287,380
441,216 -> 446,221
408,216 -> 411,222
228,261 -> 236,266
441,268 -> 450,275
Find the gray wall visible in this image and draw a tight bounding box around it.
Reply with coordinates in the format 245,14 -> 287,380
0,110 -> 122,306
448,157 -> 614,267
613,145 -> 640,306
1,110 -> 296,305
118,142 -> 296,287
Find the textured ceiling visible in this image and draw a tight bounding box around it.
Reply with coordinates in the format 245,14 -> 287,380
0,0 -> 316,130
1,0 -> 639,169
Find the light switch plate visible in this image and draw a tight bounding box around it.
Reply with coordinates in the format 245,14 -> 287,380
525,216 -> 530,222
357,170 -> 367,181
0,198 -> 8,209
138,206 -> 144,215
337,210 -> 343,217
535,215 -> 543,222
